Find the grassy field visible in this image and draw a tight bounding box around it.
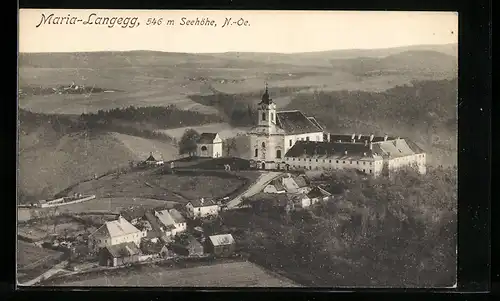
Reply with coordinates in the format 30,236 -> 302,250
18,197 -> 176,222
17,240 -> 64,270
110,132 -> 179,161
63,168 -> 247,203
18,130 -> 137,198
51,260 -> 300,287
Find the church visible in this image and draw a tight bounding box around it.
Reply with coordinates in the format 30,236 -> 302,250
247,85 -> 427,176
248,84 -> 325,170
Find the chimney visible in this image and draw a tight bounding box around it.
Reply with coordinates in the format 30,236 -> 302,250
370,134 -> 374,142
351,134 -> 356,140
364,140 -> 368,146
118,215 -> 124,223
358,134 -> 362,140
344,150 -> 348,155
200,198 -> 204,205
327,133 -> 331,142
384,135 -> 388,141
369,143 -> 373,150
363,152 -> 367,157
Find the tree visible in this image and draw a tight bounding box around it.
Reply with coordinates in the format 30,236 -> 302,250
178,129 -> 200,157
224,138 -> 238,157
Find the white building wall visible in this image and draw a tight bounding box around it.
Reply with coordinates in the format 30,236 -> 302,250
284,132 -> 324,154
284,156 -> 379,175
249,133 -> 285,169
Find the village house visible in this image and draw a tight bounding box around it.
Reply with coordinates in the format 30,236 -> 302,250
186,198 -> 220,219
154,209 -> 187,237
171,235 -> 204,257
263,178 -> 287,194
206,234 -> 236,257
307,186 -> 332,205
88,216 -> 146,252
196,133 -> 223,158
247,85 -> 426,174
99,241 -> 142,267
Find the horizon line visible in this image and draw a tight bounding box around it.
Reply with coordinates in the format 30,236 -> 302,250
19,42 -> 457,55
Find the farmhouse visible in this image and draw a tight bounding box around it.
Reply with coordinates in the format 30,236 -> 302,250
263,178 -> 286,194
196,133 -> 223,158
206,234 -> 236,257
99,241 -> 142,267
88,216 -> 145,252
186,198 -> 220,219
247,85 -> 426,174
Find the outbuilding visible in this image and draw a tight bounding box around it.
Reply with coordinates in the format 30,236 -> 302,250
206,234 -> 236,257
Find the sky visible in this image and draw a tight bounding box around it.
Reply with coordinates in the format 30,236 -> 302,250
19,10 -> 458,53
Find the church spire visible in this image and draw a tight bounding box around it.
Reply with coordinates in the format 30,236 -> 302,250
259,82 -> 272,105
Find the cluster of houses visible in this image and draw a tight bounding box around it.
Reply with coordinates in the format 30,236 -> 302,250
87,204 -> 235,267
260,173 -> 332,209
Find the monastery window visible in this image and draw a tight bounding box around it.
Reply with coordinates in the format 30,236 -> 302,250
350,161 -> 353,164
336,160 -> 339,163
276,150 -> 282,159
316,159 -> 318,162
370,170 -> 373,174
329,160 -> 332,163
363,169 -> 366,173
343,161 -> 345,164
271,113 -> 274,121
309,159 -> 312,162
262,142 -> 266,148
309,166 -> 312,170
262,112 -> 266,121
370,162 -> 373,165
306,137 -> 310,141
363,162 -> 366,165
293,158 -> 295,161
289,139 -> 292,146
255,149 -> 258,157
357,161 -> 359,165
323,159 -> 326,163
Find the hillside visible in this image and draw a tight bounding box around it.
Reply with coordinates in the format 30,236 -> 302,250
19,45 -> 457,116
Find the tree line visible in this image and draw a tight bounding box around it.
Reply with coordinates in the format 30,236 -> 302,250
231,165 -> 457,287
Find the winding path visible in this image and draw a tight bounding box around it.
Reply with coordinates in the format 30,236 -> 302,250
18,260 -> 69,287
226,171 -> 283,209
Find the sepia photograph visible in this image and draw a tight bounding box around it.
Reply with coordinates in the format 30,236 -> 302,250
17,10 -> 458,288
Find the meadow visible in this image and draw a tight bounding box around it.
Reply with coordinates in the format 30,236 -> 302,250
49,260 -> 300,287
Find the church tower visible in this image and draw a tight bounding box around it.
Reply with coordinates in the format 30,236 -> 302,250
257,83 -> 277,127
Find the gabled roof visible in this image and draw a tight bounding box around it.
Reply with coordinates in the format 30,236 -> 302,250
189,198 -> 219,208
285,141 -> 374,160
145,211 -> 167,232
307,117 -> 324,131
198,133 -> 218,144
293,175 -> 309,188
371,138 -> 422,159
145,154 -> 157,162
91,217 -> 141,239
121,207 -> 147,221
269,179 -> 286,192
155,210 -> 176,230
209,234 -> 235,246
168,209 -> 186,224
307,186 -> 332,199
106,242 -> 141,258
276,110 -> 323,135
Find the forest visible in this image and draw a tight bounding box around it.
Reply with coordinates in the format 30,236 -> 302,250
225,166 -> 457,287
18,105 -> 224,141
